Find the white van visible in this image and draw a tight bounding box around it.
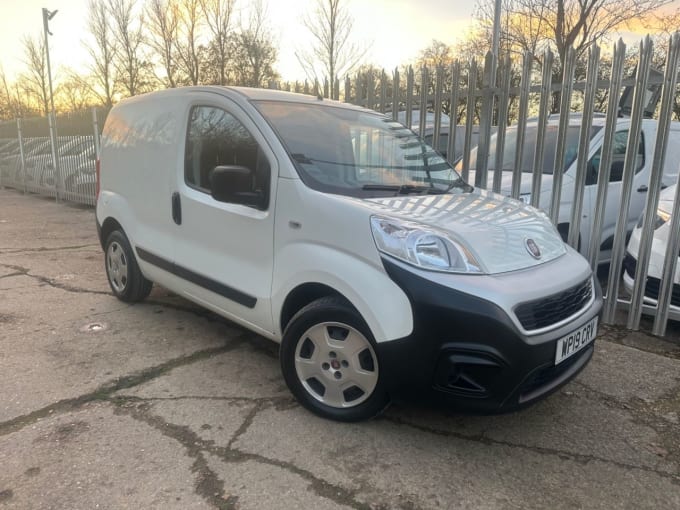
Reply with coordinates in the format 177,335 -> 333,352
96,87 -> 602,421
463,115 -> 680,262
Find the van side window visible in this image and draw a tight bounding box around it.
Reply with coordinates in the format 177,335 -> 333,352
185,106 -> 270,206
587,130 -> 644,185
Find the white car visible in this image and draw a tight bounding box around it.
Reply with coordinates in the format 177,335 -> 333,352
96,87 -> 601,421
462,115 -> 680,262
623,184 -> 680,317
25,137 -> 96,188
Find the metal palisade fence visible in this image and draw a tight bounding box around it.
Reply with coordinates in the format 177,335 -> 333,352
0,108 -> 105,206
2,34 -> 680,336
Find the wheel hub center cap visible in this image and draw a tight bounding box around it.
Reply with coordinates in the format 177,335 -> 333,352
330,359 -> 341,370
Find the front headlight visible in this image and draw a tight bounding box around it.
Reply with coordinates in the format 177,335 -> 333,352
657,209 -> 671,226
638,209 -> 670,229
370,216 -> 482,273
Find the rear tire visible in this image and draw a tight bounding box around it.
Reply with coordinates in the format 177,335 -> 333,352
104,230 -> 152,302
280,296 -> 389,421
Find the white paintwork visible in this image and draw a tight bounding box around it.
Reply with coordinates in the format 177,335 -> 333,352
173,92 -> 278,333
96,86 -> 594,345
624,184 -> 680,314
270,178 -> 413,341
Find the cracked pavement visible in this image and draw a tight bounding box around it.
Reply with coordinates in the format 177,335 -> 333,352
1,188 -> 679,509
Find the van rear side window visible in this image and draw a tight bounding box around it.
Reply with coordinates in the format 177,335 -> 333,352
185,106 -> 270,205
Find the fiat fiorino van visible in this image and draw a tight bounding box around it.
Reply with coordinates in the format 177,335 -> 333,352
96,87 -> 602,421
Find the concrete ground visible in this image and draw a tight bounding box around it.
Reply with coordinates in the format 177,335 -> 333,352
0,187 -> 679,510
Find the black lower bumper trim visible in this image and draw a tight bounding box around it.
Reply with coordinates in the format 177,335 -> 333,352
377,257 -> 602,413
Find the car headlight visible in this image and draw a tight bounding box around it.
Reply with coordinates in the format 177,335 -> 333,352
657,209 -> 671,226
638,209 -> 670,229
370,216 -> 482,273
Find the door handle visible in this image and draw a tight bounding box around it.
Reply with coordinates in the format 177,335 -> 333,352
637,185 -> 648,193
171,192 -> 182,225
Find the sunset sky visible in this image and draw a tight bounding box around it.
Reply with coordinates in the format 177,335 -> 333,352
2,0 -> 679,85
0,0 -> 477,83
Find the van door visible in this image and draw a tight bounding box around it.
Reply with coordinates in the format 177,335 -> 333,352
585,129 -> 646,256
173,100 -> 276,335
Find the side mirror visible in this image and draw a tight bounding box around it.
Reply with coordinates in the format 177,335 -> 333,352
210,165 -> 262,207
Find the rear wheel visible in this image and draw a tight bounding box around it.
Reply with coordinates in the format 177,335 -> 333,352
280,297 -> 389,421
104,230 -> 152,302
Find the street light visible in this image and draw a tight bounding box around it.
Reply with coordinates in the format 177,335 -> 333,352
42,8 -> 58,114
42,7 -> 61,202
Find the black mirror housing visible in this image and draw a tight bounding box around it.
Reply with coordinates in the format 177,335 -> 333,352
210,165 -> 262,208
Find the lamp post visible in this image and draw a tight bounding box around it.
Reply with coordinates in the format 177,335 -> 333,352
42,7 -> 61,202
42,8 -> 57,114
492,0 -> 502,62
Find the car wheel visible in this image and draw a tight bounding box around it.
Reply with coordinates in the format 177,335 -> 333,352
104,230 -> 152,302
280,296 -> 389,421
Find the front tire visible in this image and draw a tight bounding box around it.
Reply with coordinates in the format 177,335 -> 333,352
104,230 -> 152,302
280,297 -> 389,421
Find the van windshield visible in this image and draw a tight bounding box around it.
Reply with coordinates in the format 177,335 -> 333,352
255,100 -> 469,198
457,124 -> 602,175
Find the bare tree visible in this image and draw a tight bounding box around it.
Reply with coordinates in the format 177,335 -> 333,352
56,72 -> 97,112
108,0 -> 150,97
21,35 -> 50,116
84,0 -> 118,107
297,0 -> 368,98
417,40 -> 456,69
147,0 -> 181,87
230,1 -> 279,88
176,0 -> 204,85
477,0 -> 674,75
0,65 -> 16,119
200,0 -> 235,85
476,0 -> 675,112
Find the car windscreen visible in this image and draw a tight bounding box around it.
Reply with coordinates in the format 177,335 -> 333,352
458,124 -> 602,175
255,100 -> 469,198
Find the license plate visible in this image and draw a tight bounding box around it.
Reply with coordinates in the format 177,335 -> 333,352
555,317 -> 598,365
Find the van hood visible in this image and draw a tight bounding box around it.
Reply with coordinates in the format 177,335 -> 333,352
466,170 -> 561,196
361,189 -> 566,274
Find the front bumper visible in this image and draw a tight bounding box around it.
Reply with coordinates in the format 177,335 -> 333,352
622,252 -> 680,311
377,258 -> 603,413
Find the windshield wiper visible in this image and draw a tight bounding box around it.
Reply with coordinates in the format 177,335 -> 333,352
362,184 -> 447,195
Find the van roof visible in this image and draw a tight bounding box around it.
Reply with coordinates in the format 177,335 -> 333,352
115,85 -> 375,114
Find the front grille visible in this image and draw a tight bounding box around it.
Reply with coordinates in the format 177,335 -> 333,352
623,253 -> 680,306
515,278 -> 593,331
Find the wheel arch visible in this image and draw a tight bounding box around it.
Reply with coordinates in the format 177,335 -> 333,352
279,282 -> 354,334
99,216 -> 124,249
271,247 -> 414,344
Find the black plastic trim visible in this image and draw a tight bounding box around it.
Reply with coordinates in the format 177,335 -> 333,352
376,257 -> 602,413
171,192 -> 182,225
135,246 -> 257,309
